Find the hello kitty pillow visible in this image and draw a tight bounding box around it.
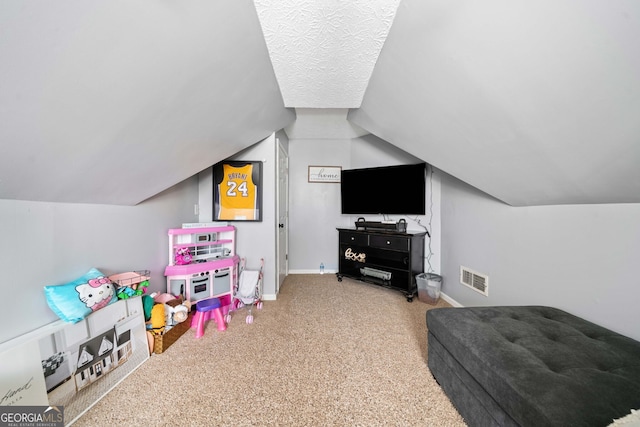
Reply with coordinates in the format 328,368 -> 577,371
44,268 -> 118,323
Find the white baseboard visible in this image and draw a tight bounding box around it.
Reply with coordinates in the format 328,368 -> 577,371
288,269 -> 336,275
440,292 -> 463,307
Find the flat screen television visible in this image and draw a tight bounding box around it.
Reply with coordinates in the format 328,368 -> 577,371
340,163 -> 426,215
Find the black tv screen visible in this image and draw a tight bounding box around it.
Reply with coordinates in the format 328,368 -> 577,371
340,163 -> 426,215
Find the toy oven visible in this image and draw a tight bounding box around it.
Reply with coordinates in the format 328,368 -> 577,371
212,268 -> 232,295
189,271 -> 211,302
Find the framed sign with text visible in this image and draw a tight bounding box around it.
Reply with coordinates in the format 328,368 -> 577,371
308,166 -> 341,183
213,161 -> 263,222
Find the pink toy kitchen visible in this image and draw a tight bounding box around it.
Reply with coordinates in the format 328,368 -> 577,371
164,225 -> 239,313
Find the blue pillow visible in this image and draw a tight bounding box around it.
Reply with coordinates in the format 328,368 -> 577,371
44,268 -> 118,323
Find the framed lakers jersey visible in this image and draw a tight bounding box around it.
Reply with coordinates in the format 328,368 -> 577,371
213,161 -> 262,221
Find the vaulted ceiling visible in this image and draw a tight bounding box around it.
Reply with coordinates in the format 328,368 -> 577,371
1,0 -> 639,207
254,0 -> 401,108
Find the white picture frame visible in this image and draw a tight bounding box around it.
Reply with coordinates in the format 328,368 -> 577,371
0,298 -> 149,426
308,166 -> 341,183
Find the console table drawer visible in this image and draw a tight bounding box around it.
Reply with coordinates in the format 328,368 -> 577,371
369,235 -> 409,251
339,231 -> 368,246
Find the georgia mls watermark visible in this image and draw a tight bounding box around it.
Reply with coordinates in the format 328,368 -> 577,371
0,406 -> 64,427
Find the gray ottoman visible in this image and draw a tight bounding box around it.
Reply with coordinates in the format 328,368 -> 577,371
427,306 -> 640,427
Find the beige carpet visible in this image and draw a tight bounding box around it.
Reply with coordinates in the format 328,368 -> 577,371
73,274 -> 466,426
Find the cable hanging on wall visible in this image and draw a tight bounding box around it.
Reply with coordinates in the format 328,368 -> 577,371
410,164 -> 435,273
425,164 -> 435,273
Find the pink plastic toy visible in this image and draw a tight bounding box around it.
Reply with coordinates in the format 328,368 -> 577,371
175,248 -> 192,265
191,297 -> 226,338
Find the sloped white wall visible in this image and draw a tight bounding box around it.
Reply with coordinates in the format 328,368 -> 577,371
440,173 -> 640,341
351,0 -> 640,206
0,178 -> 199,345
0,0 -> 294,205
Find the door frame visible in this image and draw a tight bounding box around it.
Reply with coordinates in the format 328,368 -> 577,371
276,138 -> 289,293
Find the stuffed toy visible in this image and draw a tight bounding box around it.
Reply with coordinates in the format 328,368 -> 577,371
150,304 -> 166,333
142,295 -> 155,321
164,300 -> 189,326
116,280 -> 149,299
151,292 -> 190,327
152,292 -> 179,304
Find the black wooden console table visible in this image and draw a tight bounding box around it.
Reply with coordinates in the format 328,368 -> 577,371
336,228 -> 426,302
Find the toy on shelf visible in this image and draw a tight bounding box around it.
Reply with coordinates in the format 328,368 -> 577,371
109,270 -> 150,299
174,248 -> 192,265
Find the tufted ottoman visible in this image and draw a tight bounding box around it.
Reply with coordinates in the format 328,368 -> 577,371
427,306 -> 640,427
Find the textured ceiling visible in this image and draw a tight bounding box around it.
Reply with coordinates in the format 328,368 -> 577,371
254,0 -> 401,108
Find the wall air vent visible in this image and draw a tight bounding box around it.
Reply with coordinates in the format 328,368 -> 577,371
460,266 -> 489,296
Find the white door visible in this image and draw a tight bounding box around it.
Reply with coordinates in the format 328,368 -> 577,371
276,139 -> 289,293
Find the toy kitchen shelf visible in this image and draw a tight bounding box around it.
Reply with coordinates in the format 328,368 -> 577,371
164,226 -> 239,306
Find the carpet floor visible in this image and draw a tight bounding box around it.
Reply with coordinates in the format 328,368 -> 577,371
73,274 -> 466,426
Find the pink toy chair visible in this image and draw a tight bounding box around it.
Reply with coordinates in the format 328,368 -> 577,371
191,297 -> 226,338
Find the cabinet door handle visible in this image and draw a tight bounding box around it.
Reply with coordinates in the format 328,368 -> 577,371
351,237 -> 355,241
386,241 -> 391,245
